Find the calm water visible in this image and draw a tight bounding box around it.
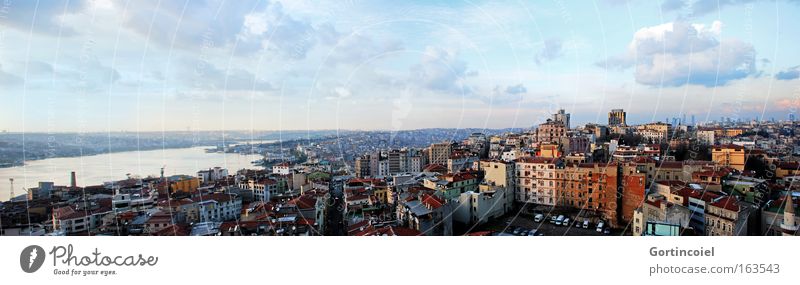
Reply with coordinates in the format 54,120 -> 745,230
0,147 -> 264,201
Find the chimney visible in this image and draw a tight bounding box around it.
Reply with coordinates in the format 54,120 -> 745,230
70,171 -> 77,189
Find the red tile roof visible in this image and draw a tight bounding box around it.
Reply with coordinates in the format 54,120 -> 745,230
515,156 -> 559,164
191,193 -> 237,204
288,194 -> 317,210
423,164 -> 448,173
711,196 -> 740,212
421,194 -> 444,209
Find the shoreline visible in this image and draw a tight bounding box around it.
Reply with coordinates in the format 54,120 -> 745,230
0,145 -> 218,169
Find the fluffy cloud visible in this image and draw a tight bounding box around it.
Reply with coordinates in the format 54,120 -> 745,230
775,66 -> 800,81
123,1 -> 328,59
0,0 -> 87,36
487,84 -> 527,104
325,87 -> 352,100
601,21 -> 758,87
178,58 -> 273,91
325,33 -> 404,67
0,59 -> 119,91
661,0 -> 757,17
536,38 -> 564,65
410,46 -> 474,95
774,98 -> 800,110
58,57 -> 121,92
505,84 -> 527,95
0,65 -> 23,87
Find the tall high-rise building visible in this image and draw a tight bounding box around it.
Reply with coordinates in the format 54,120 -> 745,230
428,142 -> 453,166
552,109 -> 570,129
355,155 -> 371,178
608,109 -> 626,126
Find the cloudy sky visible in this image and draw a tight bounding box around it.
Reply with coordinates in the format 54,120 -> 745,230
1,0 -> 799,132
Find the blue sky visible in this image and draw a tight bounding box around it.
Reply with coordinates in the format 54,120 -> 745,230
1,0 -> 799,132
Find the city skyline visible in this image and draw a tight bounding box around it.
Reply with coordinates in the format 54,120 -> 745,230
2,0 -> 800,132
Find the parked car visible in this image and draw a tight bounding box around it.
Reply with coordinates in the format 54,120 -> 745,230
603,228 -> 611,235
562,217 -> 570,227
550,215 -> 558,224
555,215 -> 565,225
583,220 -> 590,229
512,227 -> 522,235
520,229 -> 529,236
574,218 -> 582,228
527,229 -> 538,236
534,214 -> 544,222
596,221 -> 605,233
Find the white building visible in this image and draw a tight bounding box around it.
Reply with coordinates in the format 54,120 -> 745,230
272,162 -> 291,175
377,160 -> 390,177
195,194 -> 242,223
112,187 -> 158,213
697,130 -> 715,145
52,201 -> 113,234
197,167 -> 229,184
515,157 -> 560,205
454,185 -> 512,226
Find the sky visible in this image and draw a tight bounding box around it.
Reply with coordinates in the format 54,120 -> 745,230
1,0 -> 800,133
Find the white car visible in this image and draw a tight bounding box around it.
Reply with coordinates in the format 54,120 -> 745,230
534,214 -> 544,223
562,218 -> 570,227
596,221 -> 605,233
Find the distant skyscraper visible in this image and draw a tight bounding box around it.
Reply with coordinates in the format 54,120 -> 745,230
608,109 -> 626,126
552,109 -> 570,129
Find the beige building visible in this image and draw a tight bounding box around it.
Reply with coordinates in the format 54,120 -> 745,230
711,144 -> 746,171
479,160 -> 514,188
515,157 -> 561,205
635,122 -> 672,142
608,109 -> 626,126
428,142 -> 453,166
536,120 -> 567,143
705,196 -> 748,236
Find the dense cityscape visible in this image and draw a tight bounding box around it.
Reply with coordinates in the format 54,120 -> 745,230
1,108 -> 798,237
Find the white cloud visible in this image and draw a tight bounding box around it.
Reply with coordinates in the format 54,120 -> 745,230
177,58 -> 273,92
0,0 -> 87,36
661,0 -> 759,17
324,33 -> 403,67
775,66 -> 800,81
325,87 -> 352,100
121,1 -> 329,59
410,46 -> 473,95
601,21 -> 757,87
535,38 -> 564,65
0,64 -> 23,87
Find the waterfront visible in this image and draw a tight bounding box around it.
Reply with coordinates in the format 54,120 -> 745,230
0,147 -> 263,201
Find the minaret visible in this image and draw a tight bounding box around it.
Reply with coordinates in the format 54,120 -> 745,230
780,191 -> 797,236
8,178 -> 13,201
